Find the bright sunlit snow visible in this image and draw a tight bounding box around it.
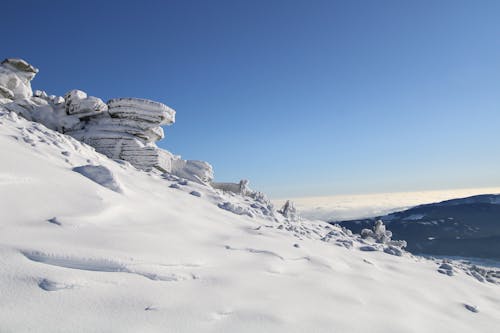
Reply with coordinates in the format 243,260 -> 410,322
0,58 -> 499,332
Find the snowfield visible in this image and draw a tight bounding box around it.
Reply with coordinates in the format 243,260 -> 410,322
1,110 -> 500,332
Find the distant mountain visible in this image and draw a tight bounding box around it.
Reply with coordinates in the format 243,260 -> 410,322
335,194 -> 500,260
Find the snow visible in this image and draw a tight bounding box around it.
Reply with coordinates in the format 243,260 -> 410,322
1,58 -> 500,332
403,213 -> 426,221
1,109 -> 500,332
72,165 -> 123,193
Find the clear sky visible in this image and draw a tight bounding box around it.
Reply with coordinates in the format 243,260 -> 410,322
2,0 -> 500,198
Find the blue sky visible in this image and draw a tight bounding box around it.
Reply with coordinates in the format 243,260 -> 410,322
2,0 -> 500,198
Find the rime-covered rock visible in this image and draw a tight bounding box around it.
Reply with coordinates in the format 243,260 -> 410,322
171,159 -> 214,183
361,220 -> 407,249
212,180 -> 250,195
0,58 -> 214,183
0,86 -> 14,99
2,95 -> 79,132
278,200 -> 298,220
83,115 -> 165,142
108,98 -> 175,125
0,58 -> 38,99
64,90 -> 108,118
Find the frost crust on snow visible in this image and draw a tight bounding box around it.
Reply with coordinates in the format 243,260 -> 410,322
0,58 -> 213,184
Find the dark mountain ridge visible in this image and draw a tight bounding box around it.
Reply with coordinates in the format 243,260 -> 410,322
335,194 -> 500,260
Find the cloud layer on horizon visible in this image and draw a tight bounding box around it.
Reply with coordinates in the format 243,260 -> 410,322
273,187 -> 500,222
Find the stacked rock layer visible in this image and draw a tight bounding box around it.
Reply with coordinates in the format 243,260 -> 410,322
0,58 -> 213,183
66,93 -> 175,172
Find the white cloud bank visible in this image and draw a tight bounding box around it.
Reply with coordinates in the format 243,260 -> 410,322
273,187 -> 500,222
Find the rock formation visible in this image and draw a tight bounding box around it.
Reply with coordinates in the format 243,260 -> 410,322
0,58 -> 38,99
211,179 -> 250,195
278,200 -> 298,221
0,58 -> 213,183
360,220 -> 407,248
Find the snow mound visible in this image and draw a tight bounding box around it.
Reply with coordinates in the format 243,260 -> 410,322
72,165 -> 123,193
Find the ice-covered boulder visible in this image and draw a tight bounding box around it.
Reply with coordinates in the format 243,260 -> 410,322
1,94 -> 79,132
0,58 -> 38,100
211,179 -> 250,195
84,117 -> 165,141
171,159 -> 214,183
108,98 -> 175,125
0,86 -> 14,99
64,90 -> 108,118
278,200 -> 298,220
65,97 -> 177,173
0,59 -> 37,100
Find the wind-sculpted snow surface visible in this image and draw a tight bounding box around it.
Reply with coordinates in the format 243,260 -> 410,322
73,165 -> 123,193
1,63 -> 500,332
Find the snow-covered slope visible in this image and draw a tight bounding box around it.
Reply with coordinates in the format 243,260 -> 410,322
1,109 -> 500,332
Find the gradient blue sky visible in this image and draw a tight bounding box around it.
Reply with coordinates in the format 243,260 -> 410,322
2,0 -> 500,198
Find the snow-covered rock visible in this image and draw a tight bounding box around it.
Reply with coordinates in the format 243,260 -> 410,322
170,159 -> 214,184
0,58 -> 38,99
64,90 -> 108,118
108,97 -> 175,125
278,200 -> 298,221
361,219 -> 407,248
212,179 -> 250,195
0,58 -> 213,182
